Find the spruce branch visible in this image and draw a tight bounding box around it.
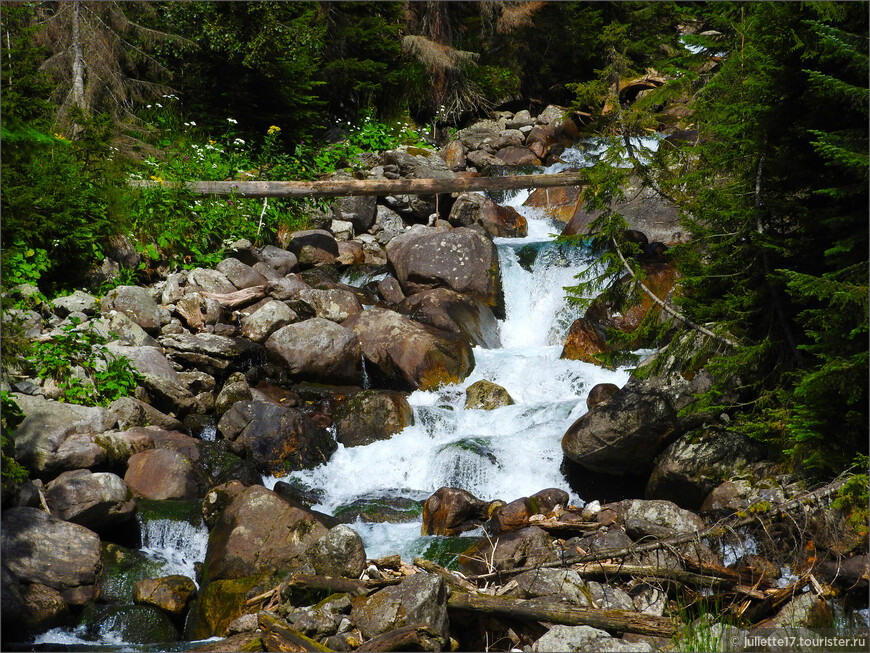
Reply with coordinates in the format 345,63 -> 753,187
610,235 -> 739,349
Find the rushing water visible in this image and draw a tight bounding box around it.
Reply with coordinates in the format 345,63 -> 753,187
28,144 -> 636,649
264,177 -> 635,560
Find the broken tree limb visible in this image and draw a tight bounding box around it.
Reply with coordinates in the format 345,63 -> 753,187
200,285 -> 266,308
357,624 -> 448,652
447,593 -> 677,638
465,475 -> 853,583
413,557 -> 479,594
278,574 -> 401,601
610,235 -> 740,349
129,172 -> 586,198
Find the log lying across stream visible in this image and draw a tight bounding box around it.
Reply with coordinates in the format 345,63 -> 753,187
129,172 -> 586,198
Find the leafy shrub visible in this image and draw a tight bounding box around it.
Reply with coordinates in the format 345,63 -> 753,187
27,317 -> 141,406
1,392 -> 29,496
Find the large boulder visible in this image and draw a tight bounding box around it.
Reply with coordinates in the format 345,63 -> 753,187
105,343 -> 198,417
350,572 -> 449,641
486,488 -> 569,535
333,390 -> 414,448
464,379 -> 514,410
100,285 -> 161,333
203,485 -> 330,582
133,575 -> 197,616
421,487 -> 494,536
188,267 -> 236,294
561,174 -> 686,245
447,193 -> 528,239
343,307 -> 474,391
459,525 -> 558,576
386,226 -> 504,319
524,185 -> 584,223
158,333 -> 264,377
298,288 -> 363,323
44,469 -> 136,528
398,287 -> 501,349
286,229 -> 339,268
332,194 -> 377,233
2,507 -> 101,605
11,396 -> 114,474
560,317 -> 610,366
532,625 -> 653,653
646,428 -> 766,510
265,318 -> 362,385
304,524 -> 367,579
240,299 -> 298,344
259,245 -> 298,275
218,400 -> 337,474
216,257 -> 269,290
124,448 -> 204,501
561,369 -> 715,475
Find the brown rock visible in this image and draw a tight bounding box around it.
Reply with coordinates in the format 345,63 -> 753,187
124,448 -> 203,500
134,575 -> 197,615
524,185 -> 583,224
560,318 -> 610,366
421,487 -> 493,536
586,383 -> 620,410
203,485 -> 330,582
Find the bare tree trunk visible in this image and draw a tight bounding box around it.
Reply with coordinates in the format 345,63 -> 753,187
71,0 -> 85,115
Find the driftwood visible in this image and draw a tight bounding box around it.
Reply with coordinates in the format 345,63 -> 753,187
129,173 -> 586,198
258,611 -> 332,652
466,476 -> 852,584
357,624 -> 447,652
533,519 -> 605,536
447,593 -> 677,638
413,557 -> 479,594
201,285 -> 266,308
278,574 -> 402,601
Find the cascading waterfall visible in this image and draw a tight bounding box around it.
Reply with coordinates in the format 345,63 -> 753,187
266,172 -> 636,560
136,513 -> 210,583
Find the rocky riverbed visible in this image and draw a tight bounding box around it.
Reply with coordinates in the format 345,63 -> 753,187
2,107 -> 867,651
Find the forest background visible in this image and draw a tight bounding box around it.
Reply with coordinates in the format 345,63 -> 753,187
1,1 -> 867,527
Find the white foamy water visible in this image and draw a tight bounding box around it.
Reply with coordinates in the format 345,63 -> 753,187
268,173 -> 636,557
137,515 -> 209,583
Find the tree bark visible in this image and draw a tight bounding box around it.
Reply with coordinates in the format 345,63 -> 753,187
357,624 -> 447,652
447,593 -> 677,638
71,1 -> 85,115
129,173 -> 586,198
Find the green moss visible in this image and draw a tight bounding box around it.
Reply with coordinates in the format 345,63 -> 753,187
413,535 -> 480,571
185,573 -> 281,640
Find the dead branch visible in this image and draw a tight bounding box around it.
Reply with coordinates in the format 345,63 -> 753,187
258,610 -> 333,652
447,593 -> 677,638
357,624 -> 448,652
201,285 -> 266,308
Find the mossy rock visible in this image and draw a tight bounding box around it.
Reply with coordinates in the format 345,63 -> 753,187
185,573 -> 281,640
99,543 -> 167,604
136,497 -> 203,526
333,496 -> 423,524
81,604 -> 179,644
413,535 -> 480,570
437,437 -> 499,466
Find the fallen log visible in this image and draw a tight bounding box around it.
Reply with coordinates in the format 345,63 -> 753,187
201,285 -> 266,308
278,574 -> 401,601
258,611 -> 332,652
447,592 -> 677,638
413,557 -> 479,594
357,624 -> 447,652
129,173 -> 586,198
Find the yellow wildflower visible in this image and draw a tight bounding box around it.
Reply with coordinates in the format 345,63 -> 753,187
53,132 -> 68,141
267,125 -> 281,136
150,175 -> 164,185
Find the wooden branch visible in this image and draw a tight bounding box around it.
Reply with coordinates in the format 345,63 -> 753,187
447,593 -> 676,638
570,561 -> 734,588
201,285 -> 266,308
413,557 -> 479,594
129,173 -> 586,198
611,236 -> 740,349
278,574 -> 401,601
357,624 -> 447,652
